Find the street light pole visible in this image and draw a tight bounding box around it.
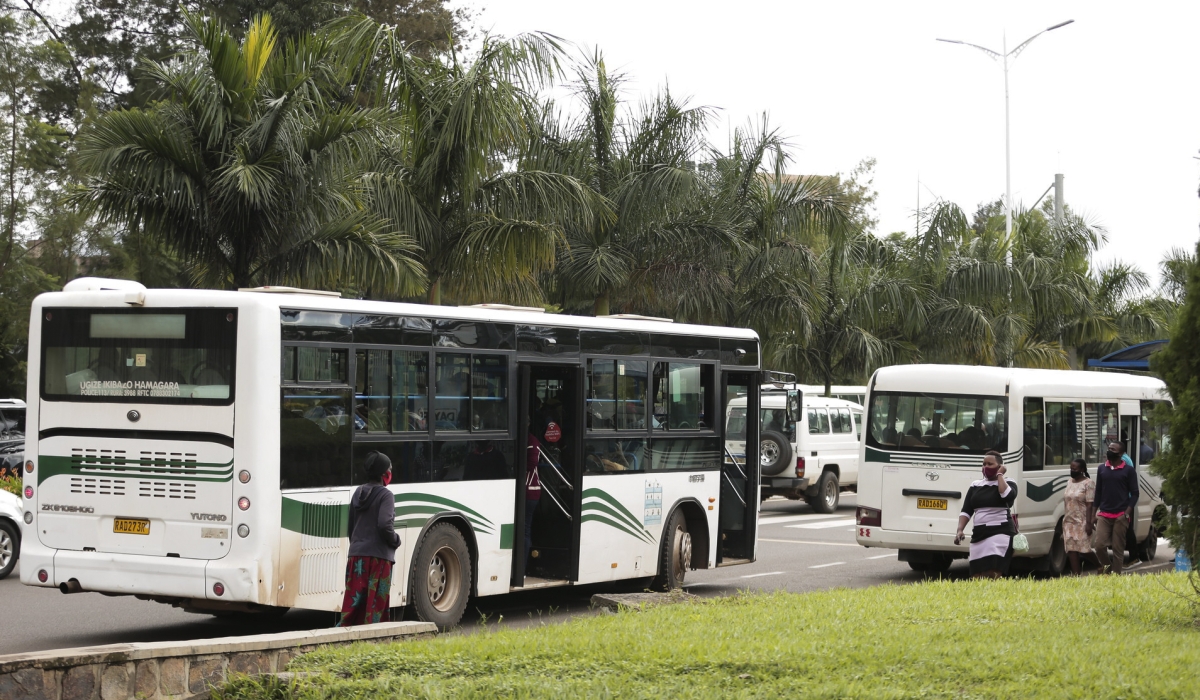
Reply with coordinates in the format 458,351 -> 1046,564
937,19 -> 1074,264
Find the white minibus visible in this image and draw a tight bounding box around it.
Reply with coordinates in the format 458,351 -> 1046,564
855,365 -> 1167,574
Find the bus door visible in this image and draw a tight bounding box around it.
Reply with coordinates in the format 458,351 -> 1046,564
513,364 -> 582,585
719,371 -> 760,563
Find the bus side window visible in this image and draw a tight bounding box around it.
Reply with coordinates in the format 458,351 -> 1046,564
1022,398 -> 1044,471
1044,402 -> 1082,467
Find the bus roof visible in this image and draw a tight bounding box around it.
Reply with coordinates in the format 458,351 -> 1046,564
33,286 -> 759,341
871,364 -> 1167,400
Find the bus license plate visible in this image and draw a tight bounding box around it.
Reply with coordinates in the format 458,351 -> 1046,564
917,498 -> 947,510
113,518 -> 150,535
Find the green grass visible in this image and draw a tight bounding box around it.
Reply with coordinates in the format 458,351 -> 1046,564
218,573 -> 1200,699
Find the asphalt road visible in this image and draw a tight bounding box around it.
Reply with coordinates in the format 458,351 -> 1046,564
0,494 -> 1178,656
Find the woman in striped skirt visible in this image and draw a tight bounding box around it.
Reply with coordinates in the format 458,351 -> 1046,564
954,450 -> 1019,578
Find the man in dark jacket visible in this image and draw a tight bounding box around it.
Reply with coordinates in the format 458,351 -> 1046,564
1093,441 -> 1139,574
339,452 -> 400,625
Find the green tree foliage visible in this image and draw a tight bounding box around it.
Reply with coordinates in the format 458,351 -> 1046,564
1149,239 -> 1200,561
71,12 -> 425,293
340,17 -> 603,305
528,51 -> 718,316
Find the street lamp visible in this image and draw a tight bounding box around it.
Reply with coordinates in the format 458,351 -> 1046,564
937,20 -> 1074,260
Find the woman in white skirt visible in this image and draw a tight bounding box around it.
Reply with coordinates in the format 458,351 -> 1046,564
954,450 -> 1019,578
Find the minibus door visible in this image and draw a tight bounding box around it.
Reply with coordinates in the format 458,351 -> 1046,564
719,371 -> 761,563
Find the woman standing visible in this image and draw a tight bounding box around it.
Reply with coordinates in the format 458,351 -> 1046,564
338,451 -> 400,626
1062,457 -> 1096,575
954,450 -> 1019,578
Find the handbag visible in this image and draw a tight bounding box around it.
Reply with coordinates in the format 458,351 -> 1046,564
1012,533 -> 1029,553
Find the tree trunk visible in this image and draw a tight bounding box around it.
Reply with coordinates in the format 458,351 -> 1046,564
428,278 -> 442,305
594,290 -> 610,317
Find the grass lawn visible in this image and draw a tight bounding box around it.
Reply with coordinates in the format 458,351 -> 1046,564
218,573 -> 1200,699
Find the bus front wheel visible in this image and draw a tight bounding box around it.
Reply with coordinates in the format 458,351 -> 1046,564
411,523 -> 472,630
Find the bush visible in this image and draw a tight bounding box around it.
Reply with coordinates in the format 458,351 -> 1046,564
0,472 -> 20,496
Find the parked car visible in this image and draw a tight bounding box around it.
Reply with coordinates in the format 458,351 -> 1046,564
726,382 -> 864,513
0,489 -> 21,579
0,398 -> 25,479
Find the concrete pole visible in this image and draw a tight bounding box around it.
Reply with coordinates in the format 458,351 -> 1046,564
1053,173 -> 1064,224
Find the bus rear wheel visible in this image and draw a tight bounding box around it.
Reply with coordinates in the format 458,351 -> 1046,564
652,510 -> 691,591
411,523 -> 472,630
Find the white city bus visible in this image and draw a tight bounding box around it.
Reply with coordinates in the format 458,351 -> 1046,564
20,279 -> 763,627
855,365 -> 1168,574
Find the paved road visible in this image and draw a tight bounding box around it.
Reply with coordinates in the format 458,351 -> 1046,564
0,495 -> 1177,656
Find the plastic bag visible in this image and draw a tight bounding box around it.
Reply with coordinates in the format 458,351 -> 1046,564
1012,533 -> 1029,553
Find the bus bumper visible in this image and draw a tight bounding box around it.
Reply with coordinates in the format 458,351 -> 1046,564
856,529 -> 965,553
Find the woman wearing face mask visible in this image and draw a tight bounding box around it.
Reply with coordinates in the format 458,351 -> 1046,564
338,451 -> 400,626
1062,458 -> 1096,575
954,450 -> 1019,578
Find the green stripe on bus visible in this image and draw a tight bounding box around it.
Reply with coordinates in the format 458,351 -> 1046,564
580,488 -> 647,536
37,455 -> 234,485
393,504 -> 494,534
499,523 -> 514,550
281,498 -> 348,538
581,512 -> 654,543
1026,476 -> 1070,503
865,447 -> 891,463
581,499 -> 652,543
395,493 -> 495,528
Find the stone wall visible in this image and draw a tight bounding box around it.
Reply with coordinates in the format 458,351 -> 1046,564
0,621 -> 435,700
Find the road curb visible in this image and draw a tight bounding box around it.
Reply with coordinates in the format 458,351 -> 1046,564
0,620 -> 434,699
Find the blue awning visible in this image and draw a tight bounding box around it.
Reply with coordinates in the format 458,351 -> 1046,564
1086,340 -> 1168,371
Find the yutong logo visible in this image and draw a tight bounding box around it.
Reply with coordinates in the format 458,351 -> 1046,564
191,513 -> 227,522
42,504 -> 95,513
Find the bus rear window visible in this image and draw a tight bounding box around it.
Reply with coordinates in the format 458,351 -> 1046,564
41,308 -> 236,404
867,391 -> 1007,453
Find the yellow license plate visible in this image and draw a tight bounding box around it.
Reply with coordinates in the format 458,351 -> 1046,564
113,518 -> 150,535
917,498 -> 948,510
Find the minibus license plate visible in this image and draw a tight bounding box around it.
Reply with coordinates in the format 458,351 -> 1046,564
113,518 -> 150,535
917,498 -> 947,510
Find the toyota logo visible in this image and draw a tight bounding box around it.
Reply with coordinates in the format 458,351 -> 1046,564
925,471 -> 940,482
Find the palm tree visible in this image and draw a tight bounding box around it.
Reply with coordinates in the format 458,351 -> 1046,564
522,51 -> 719,316
339,18 -> 605,305
72,12 -> 425,294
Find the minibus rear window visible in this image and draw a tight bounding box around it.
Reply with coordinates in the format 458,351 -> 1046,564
867,391 -> 1007,453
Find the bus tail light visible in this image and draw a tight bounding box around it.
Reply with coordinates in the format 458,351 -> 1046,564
24,486 -> 33,499
238,470 -> 251,483
238,497 -> 250,511
212,582 -> 225,596
237,524 -> 250,538
857,506 -> 882,527
795,457 -> 806,478
37,569 -> 48,583
24,511 -> 32,524
25,460 -> 33,473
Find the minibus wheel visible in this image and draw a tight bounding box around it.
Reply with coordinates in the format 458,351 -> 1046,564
411,522 -> 472,630
1137,526 -> 1158,562
0,521 -> 18,580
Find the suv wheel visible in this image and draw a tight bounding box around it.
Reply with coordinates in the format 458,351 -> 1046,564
812,471 -> 839,514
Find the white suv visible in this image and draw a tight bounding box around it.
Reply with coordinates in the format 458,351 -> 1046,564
727,386 -> 864,513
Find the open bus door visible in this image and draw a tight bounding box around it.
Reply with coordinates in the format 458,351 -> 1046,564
512,363 -> 582,587
719,371 -> 761,563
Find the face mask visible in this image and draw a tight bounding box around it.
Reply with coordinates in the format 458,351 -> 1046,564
982,465 -> 1000,480
1106,451 -> 1120,462
382,469 -> 392,486
1070,469 -> 1083,478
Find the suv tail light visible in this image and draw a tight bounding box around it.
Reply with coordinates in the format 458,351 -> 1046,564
795,457 -> 806,478
856,506 -> 881,527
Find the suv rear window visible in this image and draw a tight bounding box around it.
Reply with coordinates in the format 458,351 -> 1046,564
41,308 -> 237,405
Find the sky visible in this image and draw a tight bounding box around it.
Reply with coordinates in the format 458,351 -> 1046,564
470,0 -> 1200,284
